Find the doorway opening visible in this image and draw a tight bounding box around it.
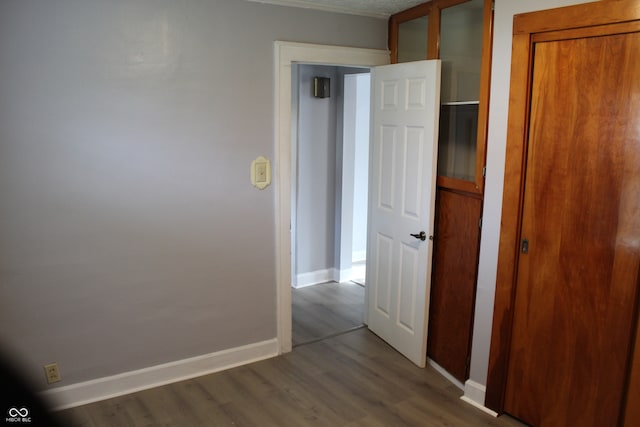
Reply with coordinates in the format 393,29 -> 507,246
290,65 -> 371,347
274,41 -> 389,354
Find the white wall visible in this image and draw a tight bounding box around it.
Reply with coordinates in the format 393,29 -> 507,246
0,0 -> 386,390
339,72 -> 370,281
468,0 -> 598,396
351,73 -> 371,263
339,74 -> 358,279
333,67 -> 370,277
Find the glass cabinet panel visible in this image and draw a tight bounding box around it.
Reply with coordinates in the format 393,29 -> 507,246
438,103 -> 478,181
398,16 -> 429,63
437,0 -> 484,181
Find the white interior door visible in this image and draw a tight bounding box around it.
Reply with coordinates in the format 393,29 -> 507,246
366,60 -> 441,367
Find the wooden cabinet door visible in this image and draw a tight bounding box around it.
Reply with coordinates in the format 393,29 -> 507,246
427,188 -> 481,381
503,25 -> 640,427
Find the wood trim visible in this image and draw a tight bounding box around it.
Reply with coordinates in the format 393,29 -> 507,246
436,176 -> 479,194
472,0 -> 494,194
513,0 -> 640,35
484,32 -> 533,413
436,184 -> 484,201
427,5 -> 441,59
532,20 -> 640,42
388,16 -> 398,63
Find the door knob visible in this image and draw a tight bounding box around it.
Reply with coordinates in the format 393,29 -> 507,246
410,231 -> 426,241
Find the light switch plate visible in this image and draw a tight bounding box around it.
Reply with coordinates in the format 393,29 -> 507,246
251,156 -> 271,190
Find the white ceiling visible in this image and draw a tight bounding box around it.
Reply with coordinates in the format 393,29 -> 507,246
245,0 -> 427,19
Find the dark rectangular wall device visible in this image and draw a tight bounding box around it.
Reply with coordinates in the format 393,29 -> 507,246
313,77 -> 330,98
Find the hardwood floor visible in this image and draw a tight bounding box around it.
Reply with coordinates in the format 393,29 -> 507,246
292,281 -> 365,346
58,328 -> 523,427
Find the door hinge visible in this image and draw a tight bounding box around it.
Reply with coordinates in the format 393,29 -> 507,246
521,239 -> 529,254
479,217 -> 483,229
482,166 -> 486,178
491,0 -> 495,11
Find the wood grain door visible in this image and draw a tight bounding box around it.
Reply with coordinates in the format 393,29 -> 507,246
427,188 -> 481,381
503,24 -> 640,427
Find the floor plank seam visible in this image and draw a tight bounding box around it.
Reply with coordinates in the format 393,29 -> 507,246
292,324 -> 367,348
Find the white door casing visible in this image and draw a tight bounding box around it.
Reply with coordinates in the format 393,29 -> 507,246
274,43 -> 439,364
274,41 -> 390,354
366,60 -> 441,367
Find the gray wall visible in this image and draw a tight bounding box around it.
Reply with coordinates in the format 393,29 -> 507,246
470,0 -> 598,389
295,65 -> 369,280
0,0 -> 386,388
295,65 -> 340,276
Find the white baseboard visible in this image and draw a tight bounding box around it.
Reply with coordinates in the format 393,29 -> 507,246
294,268 -> 338,288
41,338 -> 279,411
426,358 -> 464,391
460,379 -> 498,417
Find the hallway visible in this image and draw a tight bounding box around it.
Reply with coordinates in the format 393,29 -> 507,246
292,281 -> 364,346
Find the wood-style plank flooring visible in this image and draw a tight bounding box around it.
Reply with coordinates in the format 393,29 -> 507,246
292,281 -> 365,346
58,328 -> 523,427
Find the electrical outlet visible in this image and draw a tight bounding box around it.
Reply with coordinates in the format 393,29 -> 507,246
44,363 -> 61,384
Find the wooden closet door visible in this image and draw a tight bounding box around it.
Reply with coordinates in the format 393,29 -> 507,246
503,29 -> 640,426
427,188 -> 482,381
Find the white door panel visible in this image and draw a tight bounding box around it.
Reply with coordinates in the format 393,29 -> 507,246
366,60 -> 440,367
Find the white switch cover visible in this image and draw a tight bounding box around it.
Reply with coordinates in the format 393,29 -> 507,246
251,156 -> 271,190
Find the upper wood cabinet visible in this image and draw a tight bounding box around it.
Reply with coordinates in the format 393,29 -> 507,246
389,0 -> 493,194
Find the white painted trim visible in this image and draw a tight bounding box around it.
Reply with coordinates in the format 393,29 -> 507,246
427,358 -> 464,391
41,339 -> 278,411
426,360 -> 498,417
290,64 -> 300,289
294,268 -> 338,288
460,380 -> 498,417
246,0 -> 390,19
274,41 -> 389,354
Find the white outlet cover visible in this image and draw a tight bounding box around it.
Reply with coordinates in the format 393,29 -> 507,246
251,156 -> 271,190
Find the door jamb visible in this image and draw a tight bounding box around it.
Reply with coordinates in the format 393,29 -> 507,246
274,41 -> 389,354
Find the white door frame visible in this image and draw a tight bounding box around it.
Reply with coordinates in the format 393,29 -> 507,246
274,41 -> 389,353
